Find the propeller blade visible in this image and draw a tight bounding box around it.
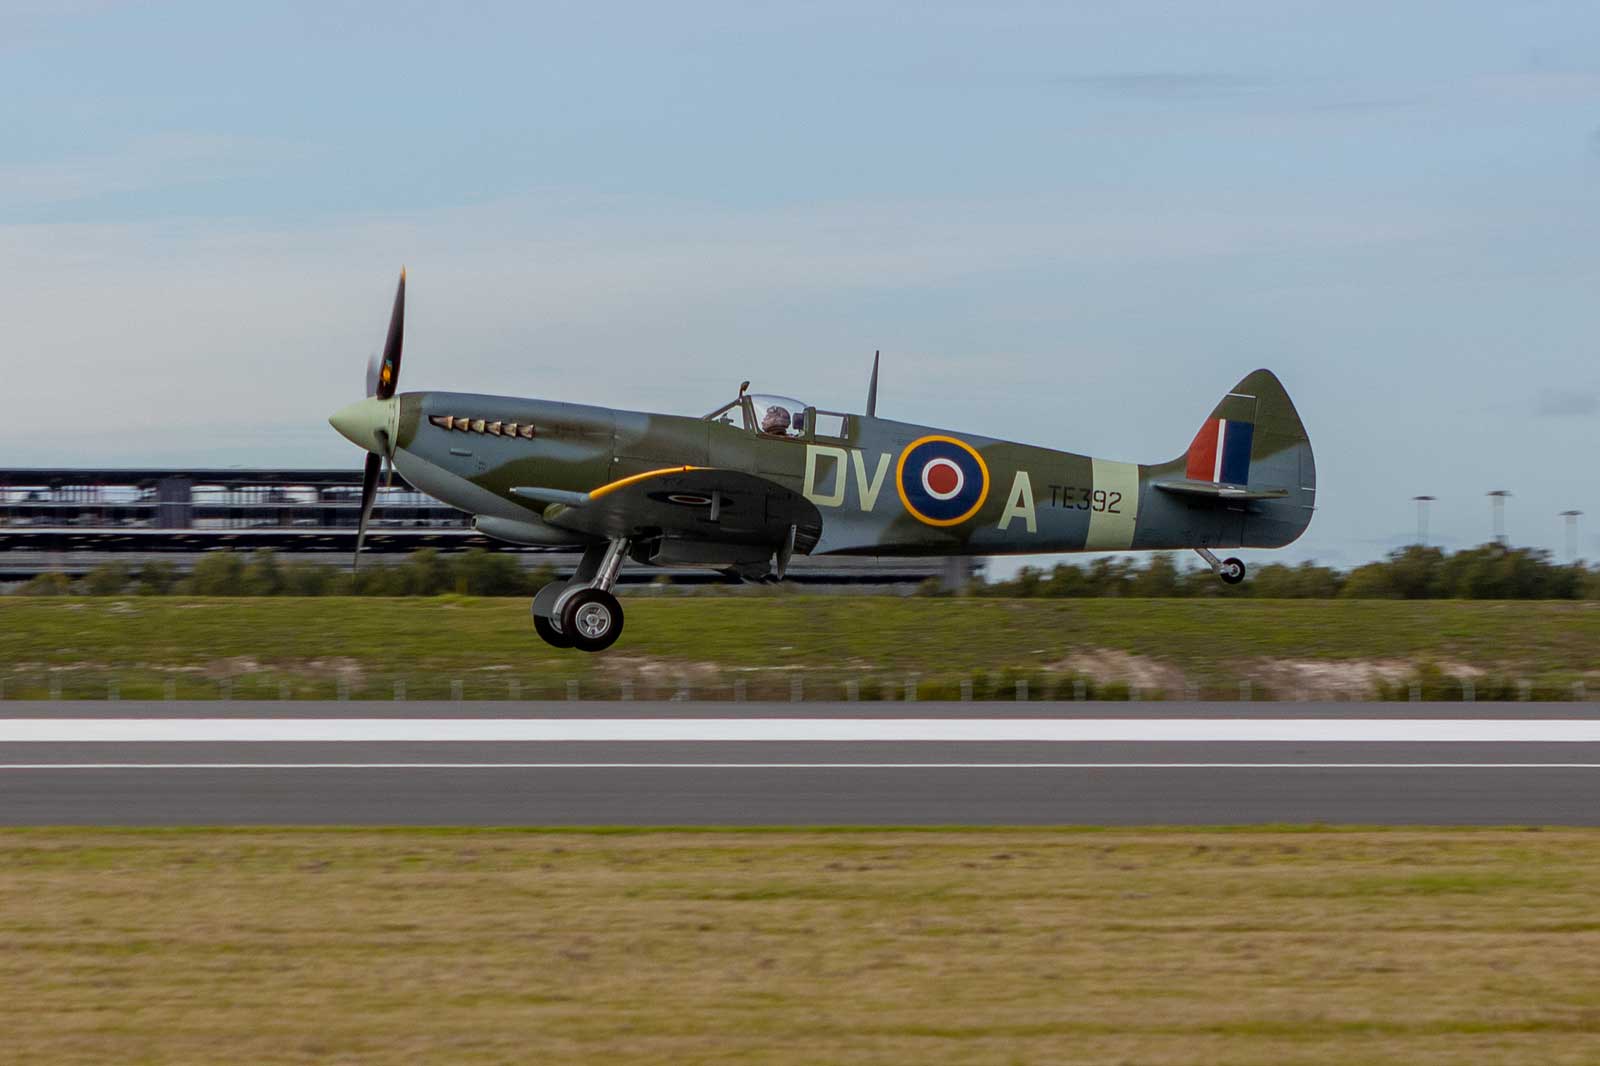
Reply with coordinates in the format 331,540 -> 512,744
374,268 -> 406,400
354,451 -> 382,570
365,352 -> 380,397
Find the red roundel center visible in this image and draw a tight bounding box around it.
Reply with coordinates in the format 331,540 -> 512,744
925,461 -> 960,496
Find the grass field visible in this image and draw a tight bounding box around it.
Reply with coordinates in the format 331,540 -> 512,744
2,596 -> 1599,700
2,828 -> 1597,1065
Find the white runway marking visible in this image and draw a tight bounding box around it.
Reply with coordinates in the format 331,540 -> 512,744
3,718 -> 1600,743
1,763 -> 1599,770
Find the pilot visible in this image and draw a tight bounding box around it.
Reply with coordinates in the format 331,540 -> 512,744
760,405 -> 792,436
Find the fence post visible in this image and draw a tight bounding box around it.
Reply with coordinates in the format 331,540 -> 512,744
1015,679 -> 1028,702
508,679 -> 521,701
220,678 -> 232,701
1518,679 -> 1532,702
108,679 -> 119,702
620,679 -> 634,702
845,680 -> 859,702
1073,679 -> 1087,701
1573,681 -> 1587,702
49,676 -> 61,701
337,678 -> 350,702
791,677 -> 804,703
452,679 -> 464,701
905,674 -> 919,702
1130,685 -> 1142,703
733,679 -> 746,702
1239,680 -> 1252,702
394,679 -> 406,701
1408,682 -> 1421,703
566,679 -> 579,701
1461,678 -> 1474,703
959,679 -> 972,702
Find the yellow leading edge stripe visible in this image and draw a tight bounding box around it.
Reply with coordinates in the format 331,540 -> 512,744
586,465 -> 705,501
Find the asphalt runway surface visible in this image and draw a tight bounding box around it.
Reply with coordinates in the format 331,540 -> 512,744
2,701 -> 1598,825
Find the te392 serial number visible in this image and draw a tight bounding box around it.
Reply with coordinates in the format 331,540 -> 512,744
1047,485 -> 1123,513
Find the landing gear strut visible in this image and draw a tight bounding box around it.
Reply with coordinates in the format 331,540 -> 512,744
1195,547 -> 1246,586
531,538 -> 629,652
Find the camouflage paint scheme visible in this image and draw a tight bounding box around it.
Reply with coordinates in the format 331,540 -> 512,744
376,368 -> 1314,572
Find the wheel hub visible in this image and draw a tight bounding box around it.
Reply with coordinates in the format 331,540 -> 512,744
574,602 -> 612,639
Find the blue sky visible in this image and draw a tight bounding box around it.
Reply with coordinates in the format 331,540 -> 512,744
4,1 -> 1599,567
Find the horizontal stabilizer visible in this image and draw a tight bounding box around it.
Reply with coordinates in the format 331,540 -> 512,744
1153,479 -> 1289,501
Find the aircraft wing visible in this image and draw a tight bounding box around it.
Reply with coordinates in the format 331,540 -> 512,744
513,466 -> 823,561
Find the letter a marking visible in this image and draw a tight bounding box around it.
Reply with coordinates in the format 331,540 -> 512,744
998,470 -> 1037,533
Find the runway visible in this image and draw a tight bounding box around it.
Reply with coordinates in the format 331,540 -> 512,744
2,701 -> 1598,825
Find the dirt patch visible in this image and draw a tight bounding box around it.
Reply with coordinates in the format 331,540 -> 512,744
1251,658 -> 1496,701
197,657 -> 366,686
599,656 -> 727,686
1045,649 -> 1188,695
1250,659 -> 1411,701
1042,652 -> 1493,701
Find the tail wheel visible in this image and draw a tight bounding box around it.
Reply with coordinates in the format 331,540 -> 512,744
533,612 -> 573,649
561,589 -> 624,652
1220,558 -> 1246,585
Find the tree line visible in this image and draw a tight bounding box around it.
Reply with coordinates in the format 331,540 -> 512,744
979,544 -> 1600,599
10,542 -> 1600,599
16,549 -> 556,598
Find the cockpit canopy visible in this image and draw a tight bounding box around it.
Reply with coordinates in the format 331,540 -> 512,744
705,392 -> 810,439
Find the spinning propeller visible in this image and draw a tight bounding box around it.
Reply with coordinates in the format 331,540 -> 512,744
329,269 -> 405,569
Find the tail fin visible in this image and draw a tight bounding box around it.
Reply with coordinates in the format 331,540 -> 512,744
1150,369 -> 1315,548
1175,369 -> 1311,485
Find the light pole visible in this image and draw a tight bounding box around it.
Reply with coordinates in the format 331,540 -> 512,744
1560,510 -> 1583,562
1486,490 -> 1512,546
1411,495 -> 1436,546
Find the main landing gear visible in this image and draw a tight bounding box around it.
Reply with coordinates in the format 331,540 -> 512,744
532,538 -> 629,652
1195,547 -> 1246,586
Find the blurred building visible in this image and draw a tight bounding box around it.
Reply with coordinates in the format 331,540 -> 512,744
0,468 -> 978,588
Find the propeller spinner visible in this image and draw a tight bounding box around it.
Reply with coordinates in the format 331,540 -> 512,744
329,269 -> 406,569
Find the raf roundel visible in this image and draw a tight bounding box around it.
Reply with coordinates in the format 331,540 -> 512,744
896,435 -> 990,527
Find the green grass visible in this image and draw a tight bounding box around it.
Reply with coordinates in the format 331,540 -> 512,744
2,596 -> 1598,700
3,828 -> 1600,1065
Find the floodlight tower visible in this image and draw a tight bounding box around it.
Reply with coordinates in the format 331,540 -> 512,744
1411,495 -> 1436,546
1486,490 -> 1512,546
1559,510 -> 1583,562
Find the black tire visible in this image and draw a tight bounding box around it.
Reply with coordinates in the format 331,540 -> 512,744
1220,557 -> 1246,585
532,611 -> 574,649
561,588 -> 624,653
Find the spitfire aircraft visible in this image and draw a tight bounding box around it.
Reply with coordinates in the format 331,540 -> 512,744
331,272 -> 1316,651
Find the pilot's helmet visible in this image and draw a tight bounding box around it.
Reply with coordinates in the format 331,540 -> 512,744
760,405 -> 792,434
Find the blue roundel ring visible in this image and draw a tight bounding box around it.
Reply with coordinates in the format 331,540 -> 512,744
895,435 -> 990,527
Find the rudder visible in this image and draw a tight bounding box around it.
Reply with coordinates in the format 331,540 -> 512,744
1142,369 -> 1316,550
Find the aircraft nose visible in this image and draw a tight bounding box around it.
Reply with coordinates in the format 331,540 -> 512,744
329,396 -> 394,454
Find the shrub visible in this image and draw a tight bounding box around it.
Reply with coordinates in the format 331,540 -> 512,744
82,563 -> 130,596
136,562 -> 178,596
189,553 -> 246,595
17,573 -> 73,596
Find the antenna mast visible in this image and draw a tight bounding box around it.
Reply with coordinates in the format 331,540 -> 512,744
866,351 -> 879,417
